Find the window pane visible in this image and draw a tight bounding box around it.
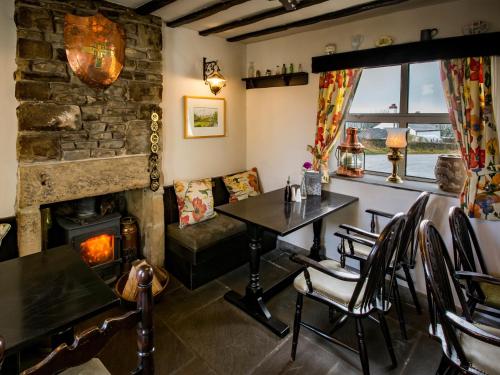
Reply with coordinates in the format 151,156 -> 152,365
349,66 -> 401,114
409,61 -> 448,113
344,122 -> 398,174
406,123 -> 459,179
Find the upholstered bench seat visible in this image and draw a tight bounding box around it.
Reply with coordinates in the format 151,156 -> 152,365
164,175 -> 277,290
167,215 -> 246,253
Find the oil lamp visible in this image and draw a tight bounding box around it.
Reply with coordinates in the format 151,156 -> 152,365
335,127 -> 365,177
385,128 -> 408,183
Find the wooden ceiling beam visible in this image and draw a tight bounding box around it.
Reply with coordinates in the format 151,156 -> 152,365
199,0 -> 329,37
135,0 -> 177,15
166,0 -> 251,28
227,0 -> 410,42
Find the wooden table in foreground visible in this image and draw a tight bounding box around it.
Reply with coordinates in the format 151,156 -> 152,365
215,189 -> 358,337
0,246 -> 119,373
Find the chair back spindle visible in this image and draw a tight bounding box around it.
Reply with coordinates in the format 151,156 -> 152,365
449,206 -> 487,274
350,213 -> 407,312
398,192 -> 430,268
418,220 -> 471,364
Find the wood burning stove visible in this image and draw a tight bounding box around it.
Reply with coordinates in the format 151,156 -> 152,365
57,212 -> 121,282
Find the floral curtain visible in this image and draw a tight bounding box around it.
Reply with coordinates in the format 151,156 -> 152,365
441,57 -> 500,220
308,69 -> 361,183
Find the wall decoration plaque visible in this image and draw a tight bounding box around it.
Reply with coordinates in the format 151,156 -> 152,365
64,13 -> 125,88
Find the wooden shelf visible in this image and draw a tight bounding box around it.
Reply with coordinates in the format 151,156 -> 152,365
241,72 -> 308,89
312,32 -> 500,73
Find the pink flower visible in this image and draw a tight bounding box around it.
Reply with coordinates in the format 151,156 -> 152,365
303,162 -> 312,170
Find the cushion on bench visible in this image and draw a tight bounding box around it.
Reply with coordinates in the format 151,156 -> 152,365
167,214 -> 246,252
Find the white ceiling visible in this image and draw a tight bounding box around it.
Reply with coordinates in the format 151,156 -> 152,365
108,0 -> 454,43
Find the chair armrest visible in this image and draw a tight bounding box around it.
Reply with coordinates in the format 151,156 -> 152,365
365,209 -> 394,219
290,254 -> 360,282
339,224 -> 379,239
334,232 -> 376,248
446,312 -> 500,346
455,271 -> 500,286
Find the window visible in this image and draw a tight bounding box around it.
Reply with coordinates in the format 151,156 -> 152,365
343,61 -> 459,181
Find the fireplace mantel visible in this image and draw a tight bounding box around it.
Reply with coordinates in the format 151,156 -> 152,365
16,155 -> 165,266
17,155 -> 150,209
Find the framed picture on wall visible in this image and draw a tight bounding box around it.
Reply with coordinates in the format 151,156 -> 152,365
184,96 -> 226,139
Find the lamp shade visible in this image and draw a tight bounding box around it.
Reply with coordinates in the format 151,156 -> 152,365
386,128 -> 408,148
206,70 -> 226,96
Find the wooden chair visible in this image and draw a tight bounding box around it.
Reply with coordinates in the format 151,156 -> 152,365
336,192 -> 430,339
449,206 -> 500,318
419,219 -> 500,375
1,264 -> 155,375
291,213 -> 407,375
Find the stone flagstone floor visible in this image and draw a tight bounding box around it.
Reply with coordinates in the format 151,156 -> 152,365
72,248 -> 446,374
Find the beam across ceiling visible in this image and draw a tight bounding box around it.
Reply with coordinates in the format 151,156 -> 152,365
166,0 -> 251,28
199,0 -> 330,37
227,0 -> 410,42
136,0 -> 177,15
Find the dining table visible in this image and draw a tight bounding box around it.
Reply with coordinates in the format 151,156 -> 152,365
215,188 -> 358,337
0,245 -> 119,373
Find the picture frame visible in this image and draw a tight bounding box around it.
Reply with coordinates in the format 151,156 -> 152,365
184,96 -> 226,139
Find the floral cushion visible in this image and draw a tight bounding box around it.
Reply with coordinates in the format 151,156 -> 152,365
223,168 -> 261,203
174,178 -> 217,229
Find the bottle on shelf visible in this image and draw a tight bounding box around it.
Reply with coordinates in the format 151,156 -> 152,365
275,65 -> 281,75
281,63 -> 287,75
248,61 -> 255,78
298,64 -> 303,73
289,63 -> 294,74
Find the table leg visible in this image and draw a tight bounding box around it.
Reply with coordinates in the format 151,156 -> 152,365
310,218 -> 324,261
224,224 -> 290,338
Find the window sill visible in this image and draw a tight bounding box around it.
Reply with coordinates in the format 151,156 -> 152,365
330,172 -> 458,198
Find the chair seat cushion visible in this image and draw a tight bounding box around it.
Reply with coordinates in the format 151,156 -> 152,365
348,241 -> 372,258
60,358 -> 110,375
167,214 -> 246,252
480,282 -> 500,309
459,322 -> 500,375
294,259 -> 365,308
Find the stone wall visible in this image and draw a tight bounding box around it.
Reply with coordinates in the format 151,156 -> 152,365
13,0 -> 165,264
14,0 -> 162,162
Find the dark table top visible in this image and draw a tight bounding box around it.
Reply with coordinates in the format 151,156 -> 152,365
0,246 -> 119,355
215,189 -> 358,236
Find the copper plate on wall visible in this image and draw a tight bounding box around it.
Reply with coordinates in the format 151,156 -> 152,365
64,13 -> 125,88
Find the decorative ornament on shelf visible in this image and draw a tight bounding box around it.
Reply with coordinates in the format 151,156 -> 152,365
385,128 -> 408,183
375,35 -> 394,47
324,43 -> 337,55
351,34 -> 364,50
420,28 -> 438,41
462,20 -> 489,35
335,127 -> 365,178
203,57 -> 226,96
149,112 -> 161,192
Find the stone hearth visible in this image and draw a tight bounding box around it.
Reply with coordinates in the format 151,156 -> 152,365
14,0 -> 164,265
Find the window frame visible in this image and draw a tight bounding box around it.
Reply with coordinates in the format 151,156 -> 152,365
343,63 -> 451,182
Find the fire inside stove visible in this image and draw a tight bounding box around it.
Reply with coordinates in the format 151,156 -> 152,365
80,234 -> 115,267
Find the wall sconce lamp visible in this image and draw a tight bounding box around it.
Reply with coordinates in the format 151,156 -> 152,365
385,128 -> 408,183
203,57 -> 226,96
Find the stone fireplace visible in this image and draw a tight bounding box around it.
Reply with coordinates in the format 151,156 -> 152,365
14,0 -> 164,266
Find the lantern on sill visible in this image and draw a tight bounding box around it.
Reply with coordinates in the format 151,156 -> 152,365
335,127 -> 365,177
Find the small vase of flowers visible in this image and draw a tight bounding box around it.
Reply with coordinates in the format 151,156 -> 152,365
302,162 -> 321,196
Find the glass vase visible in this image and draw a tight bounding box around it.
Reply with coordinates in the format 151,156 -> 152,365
300,173 -> 307,199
